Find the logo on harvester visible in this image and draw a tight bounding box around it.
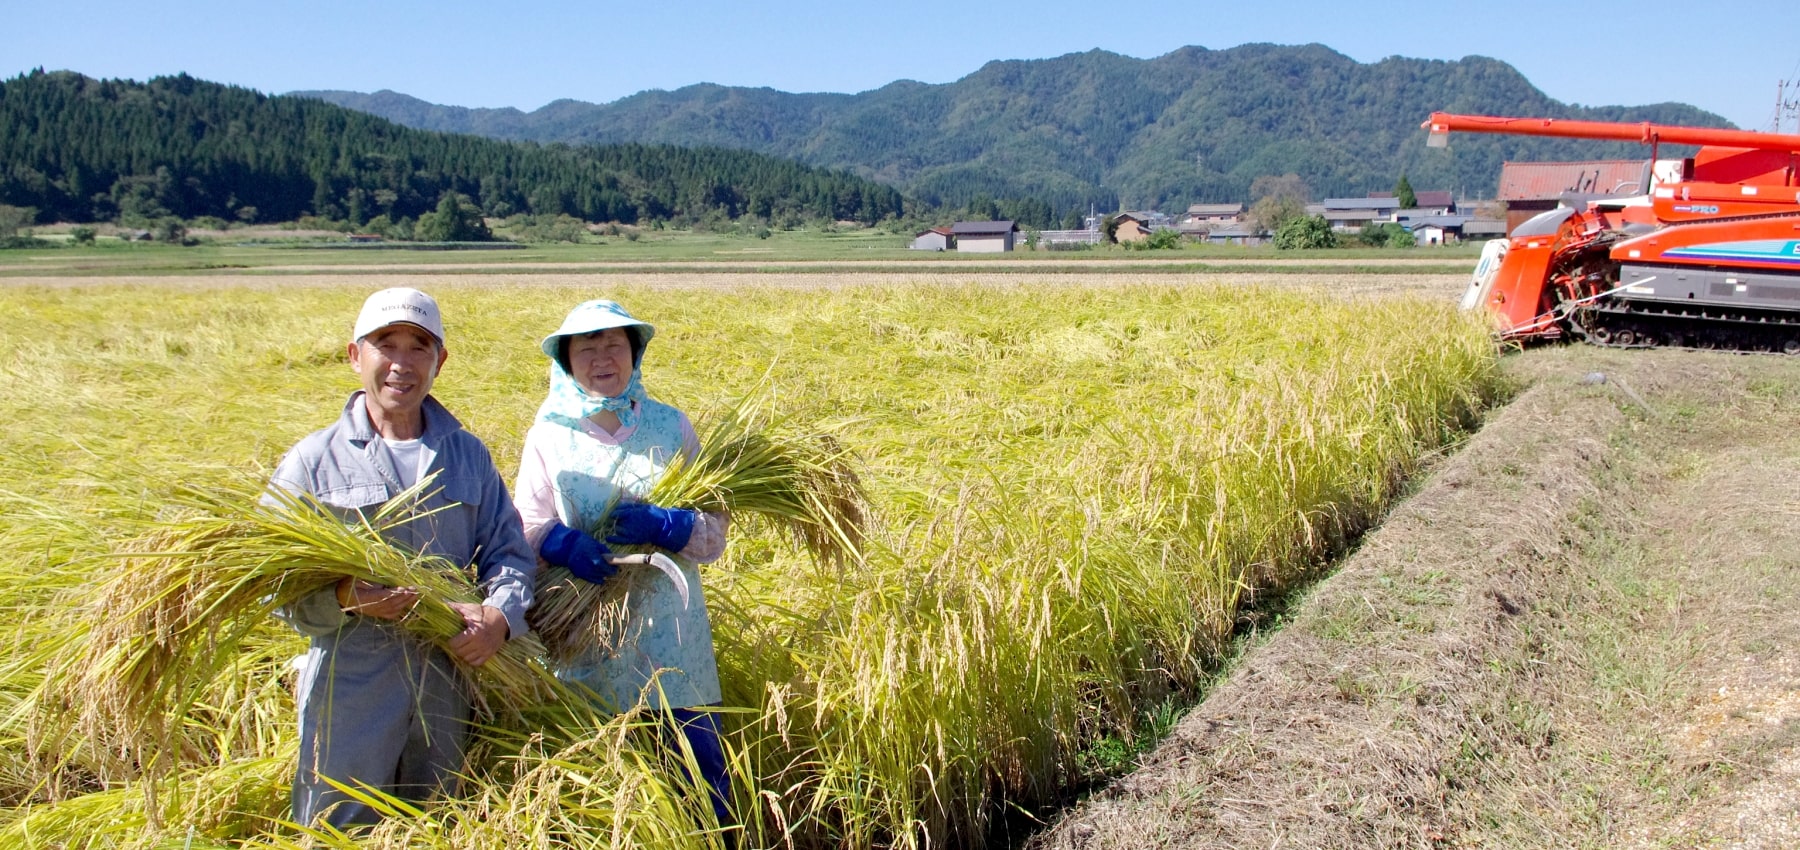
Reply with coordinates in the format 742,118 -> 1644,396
1671,204 -> 1720,214
1667,240 -> 1800,265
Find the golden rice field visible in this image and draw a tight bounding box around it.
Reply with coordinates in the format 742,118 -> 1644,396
0,279 -> 1500,849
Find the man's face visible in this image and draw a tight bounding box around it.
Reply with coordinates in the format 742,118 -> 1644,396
347,324 -> 447,422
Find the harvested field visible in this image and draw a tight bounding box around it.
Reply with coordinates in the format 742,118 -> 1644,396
1033,345 -> 1800,849
161,257 -> 1468,273
0,271 -> 1469,299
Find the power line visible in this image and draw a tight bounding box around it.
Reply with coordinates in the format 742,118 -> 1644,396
1780,54 -> 1800,132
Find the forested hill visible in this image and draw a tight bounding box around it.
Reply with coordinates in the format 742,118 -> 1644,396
298,43 -> 1731,214
0,70 -> 905,227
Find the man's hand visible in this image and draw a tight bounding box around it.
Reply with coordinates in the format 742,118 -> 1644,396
446,602 -> 509,667
337,578 -> 419,620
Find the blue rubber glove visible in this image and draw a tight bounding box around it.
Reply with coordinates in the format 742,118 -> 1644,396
539,521 -> 618,584
605,502 -> 696,552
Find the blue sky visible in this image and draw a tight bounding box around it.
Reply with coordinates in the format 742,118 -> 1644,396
7,0 -> 1798,133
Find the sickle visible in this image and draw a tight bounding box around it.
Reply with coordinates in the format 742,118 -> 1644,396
605,552 -> 691,608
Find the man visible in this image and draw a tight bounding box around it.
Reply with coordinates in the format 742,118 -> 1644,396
266,287 -> 535,827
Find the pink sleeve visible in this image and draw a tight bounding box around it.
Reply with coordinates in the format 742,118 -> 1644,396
512,425 -> 560,551
678,413 -> 701,463
673,411 -> 729,564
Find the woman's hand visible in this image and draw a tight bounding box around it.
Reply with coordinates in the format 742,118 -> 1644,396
540,521 -> 619,584
606,502 -> 696,552
336,578 -> 418,620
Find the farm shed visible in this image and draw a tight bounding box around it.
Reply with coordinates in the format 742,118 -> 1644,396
910,227 -> 953,251
1405,215 -> 1471,245
1039,228 -> 1101,248
1497,160 -> 1649,234
1463,219 -> 1508,240
952,220 -> 1018,253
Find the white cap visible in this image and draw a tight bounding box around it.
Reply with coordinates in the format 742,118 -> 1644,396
352,288 -> 445,345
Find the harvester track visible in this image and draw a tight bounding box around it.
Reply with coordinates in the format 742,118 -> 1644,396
1572,301 -> 1800,354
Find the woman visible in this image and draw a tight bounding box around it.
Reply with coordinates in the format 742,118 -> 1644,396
513,299 -> 731,828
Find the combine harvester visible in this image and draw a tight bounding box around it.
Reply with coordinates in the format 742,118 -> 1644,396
1426,112 -> 1800,351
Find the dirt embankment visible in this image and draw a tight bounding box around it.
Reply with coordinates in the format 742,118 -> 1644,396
1034,346 -> 1800,849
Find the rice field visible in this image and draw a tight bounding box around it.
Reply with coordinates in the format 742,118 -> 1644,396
0,278 -> 1500,848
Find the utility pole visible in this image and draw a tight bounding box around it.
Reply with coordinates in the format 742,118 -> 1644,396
1774,79 -> 1800,134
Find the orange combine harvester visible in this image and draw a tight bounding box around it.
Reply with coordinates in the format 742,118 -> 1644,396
1425,112 -> 1800,351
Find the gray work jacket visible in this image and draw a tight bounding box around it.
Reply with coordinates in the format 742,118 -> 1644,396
268,391 -> 534,639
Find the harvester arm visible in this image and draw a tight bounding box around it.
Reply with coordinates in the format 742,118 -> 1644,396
1423,112 -> 1800,154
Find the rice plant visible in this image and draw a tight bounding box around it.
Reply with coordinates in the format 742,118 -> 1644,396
0,280 -> 1500,848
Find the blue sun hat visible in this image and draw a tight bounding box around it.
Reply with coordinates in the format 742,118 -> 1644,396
535,300 -> 658,431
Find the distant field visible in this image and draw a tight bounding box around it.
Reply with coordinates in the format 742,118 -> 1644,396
1,227 -> 1482,277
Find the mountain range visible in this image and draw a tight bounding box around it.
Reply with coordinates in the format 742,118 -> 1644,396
294,43 -> 1730,214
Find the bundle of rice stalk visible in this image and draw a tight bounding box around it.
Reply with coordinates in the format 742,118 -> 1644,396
529,399 -> 871,666
0,749 -> 293,848
38,476 -> 565,777
238,698 -> 736,849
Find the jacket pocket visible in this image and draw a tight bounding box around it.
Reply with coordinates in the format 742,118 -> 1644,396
316,483 -> 388,512
438,475 -> 483,509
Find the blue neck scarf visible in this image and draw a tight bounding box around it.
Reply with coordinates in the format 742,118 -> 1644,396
534,359 -> 649,432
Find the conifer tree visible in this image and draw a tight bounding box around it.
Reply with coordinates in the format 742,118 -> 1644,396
1394,174 -> 1417,209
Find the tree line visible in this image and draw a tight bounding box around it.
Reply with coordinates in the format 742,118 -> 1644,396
0,70 -> 908,232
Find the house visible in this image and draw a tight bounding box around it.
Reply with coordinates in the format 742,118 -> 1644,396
952,220 -> 1019,253
910,226 -> 953,252
1414,190 -> 1455,213
1369,190 -> 1455,215
1497,160 -> 1649,234
1113,213 -> 1154,243
1179,203 -> 1244,238
1319,197 -> 1402,231
1202,224 -> 1267,246
1183,203 -> 1245,226
1325,197 -> 1402,214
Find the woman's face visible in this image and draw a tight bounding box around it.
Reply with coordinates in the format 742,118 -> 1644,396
568,327 -> 635,397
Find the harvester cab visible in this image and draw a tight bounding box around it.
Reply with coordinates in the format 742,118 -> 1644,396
1425,112 -> 1800,351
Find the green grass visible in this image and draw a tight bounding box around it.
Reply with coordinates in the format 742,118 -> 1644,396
0,279 -> 1500,848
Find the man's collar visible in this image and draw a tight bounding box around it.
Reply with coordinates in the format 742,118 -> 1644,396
341,391 -> 459,442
